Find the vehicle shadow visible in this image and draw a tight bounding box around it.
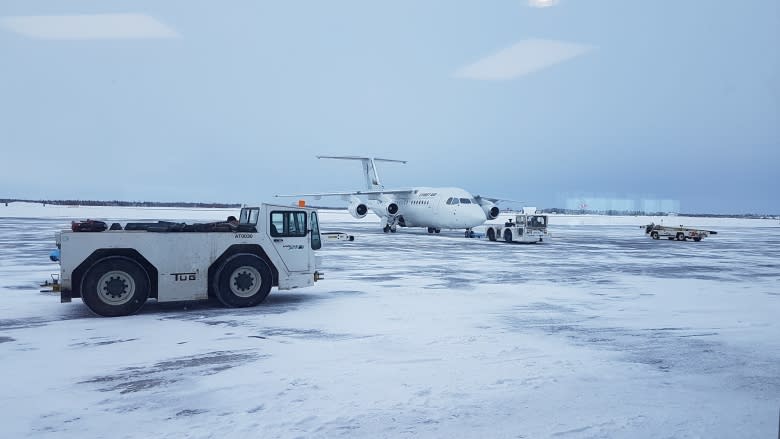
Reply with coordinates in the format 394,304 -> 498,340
0,292 -> 327,326
135,291 -> 325,319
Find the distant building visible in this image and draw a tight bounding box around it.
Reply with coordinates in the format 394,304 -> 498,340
563,195 -> 680,215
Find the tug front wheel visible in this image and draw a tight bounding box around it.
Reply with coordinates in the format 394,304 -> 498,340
504,229 -> 513,243
650,231 -> 659,240
81,256 -> 150,317
212,254 -> 272,308
487,228 -> 496,241
676,232 -> 686,241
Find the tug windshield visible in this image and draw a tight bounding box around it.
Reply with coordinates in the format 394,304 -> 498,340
528,216 -> 547,228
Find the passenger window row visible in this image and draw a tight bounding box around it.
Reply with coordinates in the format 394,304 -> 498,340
446,197 -> 475,205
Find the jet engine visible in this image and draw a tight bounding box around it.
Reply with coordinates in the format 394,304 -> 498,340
480,201 -> 499,219
386,202 -> 399,215
348,201 -> 369,219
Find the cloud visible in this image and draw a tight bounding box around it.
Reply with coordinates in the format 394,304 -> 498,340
528,0 -> 560,8
454,39 -> 595,80
0,13 -> 179,40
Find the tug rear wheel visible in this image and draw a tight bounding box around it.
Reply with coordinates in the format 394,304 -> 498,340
504,229 -> 513,243
81,256 -> 150,317
650,231 -> 659,240
213,254 -> 272,308
676,232 -> 685,241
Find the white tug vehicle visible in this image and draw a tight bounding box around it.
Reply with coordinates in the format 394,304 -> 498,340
643,222 -> 717,241
486,208 -> 549,243
56,204 -> 323,317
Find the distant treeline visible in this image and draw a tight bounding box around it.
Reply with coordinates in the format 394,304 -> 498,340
540,208 -> 671,216
537,207 -> 777,219
1,199 -> 241,209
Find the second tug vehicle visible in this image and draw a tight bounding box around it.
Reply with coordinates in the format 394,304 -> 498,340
56,204 -> 323,317
486,209 -> 549,243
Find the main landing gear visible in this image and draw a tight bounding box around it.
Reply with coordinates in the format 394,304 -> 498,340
383,225 -> 397,233
464,228 -> 475,238
427,227 -> 441,234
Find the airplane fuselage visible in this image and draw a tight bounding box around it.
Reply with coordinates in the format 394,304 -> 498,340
365,186 -> 486,231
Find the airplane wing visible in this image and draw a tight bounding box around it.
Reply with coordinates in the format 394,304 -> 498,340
275,189 -> 414,198
474,195 -> 499,204
474,195 -> 525,204
474,195 -> 523,204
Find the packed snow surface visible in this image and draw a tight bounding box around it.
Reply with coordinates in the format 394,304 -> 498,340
1,203 -> 778,438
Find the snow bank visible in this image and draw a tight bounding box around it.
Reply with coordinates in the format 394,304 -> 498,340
0,205 -> 778,438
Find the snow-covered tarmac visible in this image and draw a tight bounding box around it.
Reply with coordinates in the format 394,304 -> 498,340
1,204 -> 778,438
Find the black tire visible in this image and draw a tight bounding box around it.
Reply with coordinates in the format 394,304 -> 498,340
427,227 -> 434,234
504,229 -> 513,243
383,225 -> 391,233
650,231 -> 659,240
487,228 -> 496,241
80,256 -> 150,317
212,254 -> 272,308
434,229 -> 441,234
676,232 -> 685,241
693,237 -> 701,242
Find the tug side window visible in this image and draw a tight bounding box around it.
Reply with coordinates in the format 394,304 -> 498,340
270,211 -> 307,237
240,207 -> 260,225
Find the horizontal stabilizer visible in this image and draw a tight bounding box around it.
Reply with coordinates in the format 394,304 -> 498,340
317,155 -> 407,164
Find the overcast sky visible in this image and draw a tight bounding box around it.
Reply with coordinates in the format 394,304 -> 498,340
1,1 -> 778,214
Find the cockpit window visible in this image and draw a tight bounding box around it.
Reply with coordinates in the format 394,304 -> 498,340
459,198 -> 472,204
451,198 -> 459,205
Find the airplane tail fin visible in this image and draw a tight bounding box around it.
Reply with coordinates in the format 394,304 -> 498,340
317,156 -> 407,191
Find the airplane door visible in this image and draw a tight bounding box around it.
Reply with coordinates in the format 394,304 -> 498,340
268,210 -> 310,272
432,196 -> 445,223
